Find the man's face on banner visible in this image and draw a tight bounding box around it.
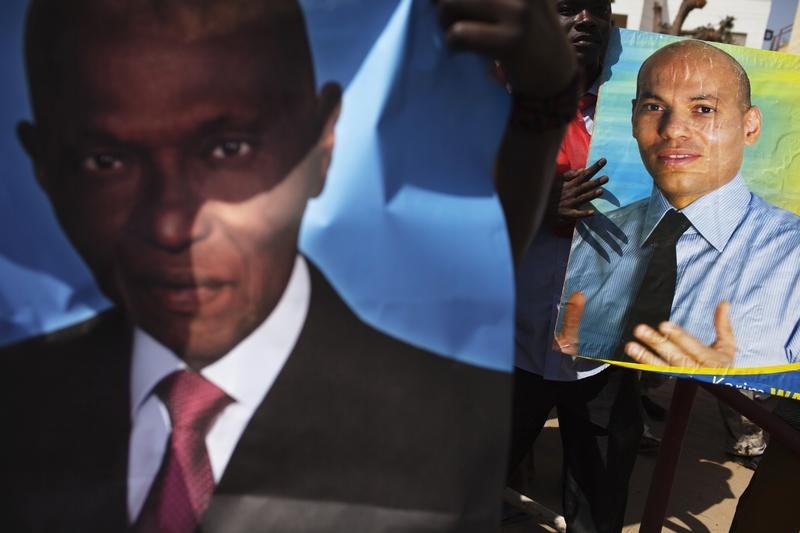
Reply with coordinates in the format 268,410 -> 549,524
22,17 -> 340,366
632,45 -> 761,208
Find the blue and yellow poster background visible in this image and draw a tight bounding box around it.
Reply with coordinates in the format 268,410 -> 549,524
571,28 -> 800,397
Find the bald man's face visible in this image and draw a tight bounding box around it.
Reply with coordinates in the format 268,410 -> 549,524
22,22 -> 340,366
632,48 -> 761,208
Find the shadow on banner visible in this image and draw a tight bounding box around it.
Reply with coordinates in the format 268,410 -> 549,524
0,0 -> 519,530
558,28 -> 800,399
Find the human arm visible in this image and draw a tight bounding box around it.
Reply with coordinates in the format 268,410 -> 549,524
435,0 -> 578,263
624,301 -> 737,368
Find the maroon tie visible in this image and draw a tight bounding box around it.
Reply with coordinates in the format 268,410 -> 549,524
136,370 -> 232,533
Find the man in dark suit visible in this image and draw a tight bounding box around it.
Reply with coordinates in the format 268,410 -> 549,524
2,0 -> 580,531
3,260 -> 512,532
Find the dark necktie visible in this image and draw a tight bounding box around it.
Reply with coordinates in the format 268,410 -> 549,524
615,209 -> 692,358
136,370 -> 232,533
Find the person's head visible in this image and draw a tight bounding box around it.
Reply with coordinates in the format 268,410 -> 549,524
631,40 -> 761,209
18,0 -> 342,368
554,0 -> 612,89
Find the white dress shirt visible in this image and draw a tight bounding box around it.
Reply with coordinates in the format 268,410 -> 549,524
127,256 -> 311,522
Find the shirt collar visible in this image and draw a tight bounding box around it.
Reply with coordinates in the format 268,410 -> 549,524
641,175 -> 751,252
130,255 -> 311,418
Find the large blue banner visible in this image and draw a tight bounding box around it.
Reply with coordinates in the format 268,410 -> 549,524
0,1 -> 519,529
0,0 -> 514,371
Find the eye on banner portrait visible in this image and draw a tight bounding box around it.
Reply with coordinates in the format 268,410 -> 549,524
558,28 -> 800,398
0,0 -> 515,530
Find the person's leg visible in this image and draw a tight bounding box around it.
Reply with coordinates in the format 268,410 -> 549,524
507,368 -> 558,480
718,390 -> 773,469
557,367 -> 643,533
639,372 -> 668,421
730,438 -> 800,532
730,397 -> 800,533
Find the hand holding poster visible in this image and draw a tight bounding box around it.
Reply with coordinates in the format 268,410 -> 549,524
559,28 -> 800,398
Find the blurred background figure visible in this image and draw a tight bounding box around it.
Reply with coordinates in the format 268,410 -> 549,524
507,2 -> 646,532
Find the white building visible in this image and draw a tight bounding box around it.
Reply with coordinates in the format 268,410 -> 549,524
610,0 -> 797,50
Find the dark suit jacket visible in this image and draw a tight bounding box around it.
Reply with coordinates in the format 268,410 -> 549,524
1,263 -> 510,532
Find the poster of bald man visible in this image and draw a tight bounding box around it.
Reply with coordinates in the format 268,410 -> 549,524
0,0 -> 580,531
557,28 -> 800,396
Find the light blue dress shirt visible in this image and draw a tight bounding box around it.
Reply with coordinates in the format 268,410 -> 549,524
561,175 -> 800,368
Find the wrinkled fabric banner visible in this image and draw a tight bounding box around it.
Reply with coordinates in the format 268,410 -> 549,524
0,0 -> 514,372
560,28 -> 800,397
1,1 -> 515,528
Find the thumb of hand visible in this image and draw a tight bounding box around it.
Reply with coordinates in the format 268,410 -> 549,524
555,292 -> 585,355
711,301 -> 736,357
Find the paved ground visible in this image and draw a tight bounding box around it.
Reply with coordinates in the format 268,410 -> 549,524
501,379 -> 757,532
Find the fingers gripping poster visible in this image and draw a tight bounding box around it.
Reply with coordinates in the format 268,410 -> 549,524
0,1 -> 517,530
559,28 -> 800,399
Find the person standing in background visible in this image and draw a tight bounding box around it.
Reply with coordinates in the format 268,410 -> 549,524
507,2 -> 644,532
